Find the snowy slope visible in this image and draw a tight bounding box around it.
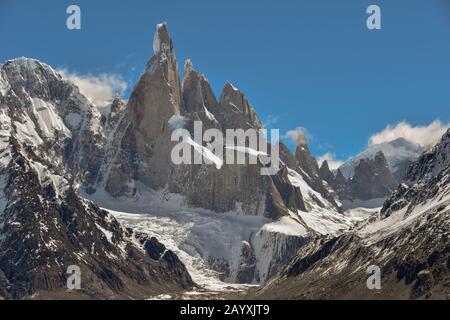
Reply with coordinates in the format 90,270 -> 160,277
255,130 -> 450,300
0,58 -> 194,299
86,184 -> 270,286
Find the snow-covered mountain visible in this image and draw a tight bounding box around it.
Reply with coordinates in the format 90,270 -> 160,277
0,57 -> 193,299
87,22 -> 368,285
338,138 -> 423,180
0,23 -> 366,298
2,22 -> 446,300
325,138 -> 424,208
254,129 -> 450,299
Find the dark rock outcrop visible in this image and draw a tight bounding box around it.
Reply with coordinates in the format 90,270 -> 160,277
350,151 -> 398,201
331,151 -> 398,203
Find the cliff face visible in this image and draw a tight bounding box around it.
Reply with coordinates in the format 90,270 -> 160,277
350,151 -> 398,201
102,23 -> 340,220
105,23 -> 182,194
92,23 -> 349,284
322,151 -> 399,205
0,58 -> 193,299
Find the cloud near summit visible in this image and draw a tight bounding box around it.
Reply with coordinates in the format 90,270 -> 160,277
369,120 -> 450,148
58,69 -> 127,107
284,127 -> 310,146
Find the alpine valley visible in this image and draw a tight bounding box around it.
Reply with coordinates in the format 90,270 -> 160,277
0,23 -> 448,300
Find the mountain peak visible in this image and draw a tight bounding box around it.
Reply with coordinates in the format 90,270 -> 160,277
319,160 -> 335,186
182,59 -> 196,87
0,57 -> 74,102
374,150 -> 387,163
218,81 -> 263,130
320,160 -> 330,171
337,137 -> 423,179
223,81 -> 239,93
184,59 -> 194,73
2,57 -> 56,78
152,22 -> 173,55
295,143 -> 320,179
335,169 -> 347,184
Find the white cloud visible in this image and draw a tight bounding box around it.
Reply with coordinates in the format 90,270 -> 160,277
58,69 -> 127,106
369,120 -> 450,148
285,127 -> 310,146
316,152 -> 344,171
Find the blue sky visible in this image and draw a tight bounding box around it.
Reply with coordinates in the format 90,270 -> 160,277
1,0 -> 449,167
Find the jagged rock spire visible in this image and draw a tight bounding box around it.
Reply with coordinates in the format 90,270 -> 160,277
319,160 -> 335,185
107,22 -> 183,192
181,59 -> 219,127
152,22 -> 173,55
295,143 -> 320,179
335,169 -> 347,185
218,82 -> 263,130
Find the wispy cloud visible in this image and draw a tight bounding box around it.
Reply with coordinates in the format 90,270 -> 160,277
369,120 -> 450,148
284,127 -> 311,146
263,115 -> 279,128
58,69 -> 127,106
316,152 -> 344,170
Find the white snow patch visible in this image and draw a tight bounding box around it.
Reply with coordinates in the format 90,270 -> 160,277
297,209 -> 353,236
86,185 -> 269,290
287,168 -> 336,212
344,207 -> 380,223
261,216 -> 308,237
203,106 -> 217,122
357,184 -> 450,244
168,115 -> 187,130
31,98 -> 71,138
14,119 -> 44,146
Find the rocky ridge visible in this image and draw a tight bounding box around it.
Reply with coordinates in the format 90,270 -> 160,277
254,129 -> 450,299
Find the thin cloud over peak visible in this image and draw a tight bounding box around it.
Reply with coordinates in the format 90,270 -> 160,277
369,120 -> 450,148
316,152 -> 344,171
58,69 -> 128,107
284,127 -> 311,146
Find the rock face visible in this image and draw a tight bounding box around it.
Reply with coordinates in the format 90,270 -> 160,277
0,58 -> 193,299
324,151 -> 399,206
337,138 -> 423,180
218,82 -> 263,131
105,23 -> 182,195
295,143 -> 320,179
235,241 -> 257,283
382,128 -> 450,218
330,138 -> 423,207
93,23 -> 349,283
0,58 -> 106,187
290,143 -> 342,211
103,24 -> 276,219
319,161 -> 335,186
98,24 -> 342,220
181,60 -> 220,130
253,129 -> 450,300
349,151 -> 398,201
